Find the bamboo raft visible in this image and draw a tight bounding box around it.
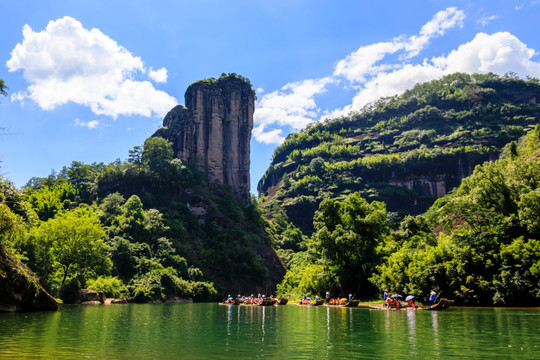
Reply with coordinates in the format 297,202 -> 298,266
295,299 -> 325,306
325,300 -> 360,308
369,298 -> 454,311
425,298 -> 454,310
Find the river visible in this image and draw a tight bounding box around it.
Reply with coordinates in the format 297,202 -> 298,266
1,303 -> 538,359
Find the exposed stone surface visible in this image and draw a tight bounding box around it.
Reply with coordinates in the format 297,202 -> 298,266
165,296 -> 193,303
154,75 -> 255,201
0,244 -> 58,312
80,289 -> 106,303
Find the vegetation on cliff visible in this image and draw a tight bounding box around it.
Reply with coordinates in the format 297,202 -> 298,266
2,135 -> 275,303
276,126 -> 540,306
259,73 -> 540,236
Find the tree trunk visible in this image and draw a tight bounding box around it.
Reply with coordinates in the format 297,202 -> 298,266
60,264 -> 70,289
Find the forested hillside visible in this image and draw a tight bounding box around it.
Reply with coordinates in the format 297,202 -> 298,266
259,73 -> 540,237
277,126 -> 540,306
1,136 -> 283,304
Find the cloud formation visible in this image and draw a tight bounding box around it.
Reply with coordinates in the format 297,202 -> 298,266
253,7 -> 540,145
7,16 -> 177,118
253,77 -> 334,144
149,67 -> 168,83
348,31 -> 540,111
74,118 -> 100,129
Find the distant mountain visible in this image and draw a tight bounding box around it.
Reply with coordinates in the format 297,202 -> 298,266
258,73 -> 540,235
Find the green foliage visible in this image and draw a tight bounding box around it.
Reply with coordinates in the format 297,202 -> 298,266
259,72 -> 540,235
311,193 -> 389,296
26,180 -> 77,221
371,128 -> 540,305
87,276 -> 127,298
190,281 -> 218,302
59,277 -> 81,303
0,78 -> 7,98
30,206 -> 111,299
277,193 -> 390,298
142,137 -> 174,172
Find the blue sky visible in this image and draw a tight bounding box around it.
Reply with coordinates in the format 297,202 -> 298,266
1,0 -> 540,194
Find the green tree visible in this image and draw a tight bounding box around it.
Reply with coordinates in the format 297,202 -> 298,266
26,181 -> 77,221
142,137 -> 174,172
0,79 -> 7,99
128,145 -> 143,168
32,206 -> 111,293
312,193 -> 389,296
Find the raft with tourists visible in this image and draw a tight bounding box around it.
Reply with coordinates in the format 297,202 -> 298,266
296,298 -> 325,306
324,299 -> 360,308
369,293 -> 454,311
220,294 -> 283,306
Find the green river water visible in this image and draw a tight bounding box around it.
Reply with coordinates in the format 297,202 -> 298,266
0,303 -> 538,359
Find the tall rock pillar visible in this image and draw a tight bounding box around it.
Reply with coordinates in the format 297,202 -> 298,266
153,75 -> 255,201
219,76 -> 254,201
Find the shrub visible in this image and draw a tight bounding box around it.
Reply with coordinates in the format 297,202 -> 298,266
87,276 -> 126,298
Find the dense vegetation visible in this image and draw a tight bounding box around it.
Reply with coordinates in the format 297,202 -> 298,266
259,73 -> 540,236
276,126 -> 540,306
1,135 -> 272,303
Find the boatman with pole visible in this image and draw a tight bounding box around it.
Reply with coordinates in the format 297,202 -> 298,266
429,290 -> 437,308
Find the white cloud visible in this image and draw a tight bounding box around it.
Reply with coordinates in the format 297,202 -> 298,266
254,7 -> 540,146
434,32 -> 540,76
347,32 -> 540,111
253,77 -> 333,143
74,118 -> 100,129
149,67 -> 168,83
477,14 -> 498,27
10,91 -> 26,103
333,7 -> 465,82
254,7 -> 465,144
350,63 -> 443,110
404,7 -> 465,58
253,125 -> 284,145
334,41 -> 402,83
7,16 -> 177,118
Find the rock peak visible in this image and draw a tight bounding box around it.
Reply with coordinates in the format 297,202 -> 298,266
154,74 -> 255,201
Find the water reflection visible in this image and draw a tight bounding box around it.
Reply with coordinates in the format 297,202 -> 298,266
2,305 -> 540,359
430,311 -> 440,358
406,310 -> 416,356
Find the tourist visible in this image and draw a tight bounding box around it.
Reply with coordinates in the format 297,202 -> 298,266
429,290 -> 437,308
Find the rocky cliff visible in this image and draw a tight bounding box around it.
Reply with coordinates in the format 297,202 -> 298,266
154,75 -> 254,201
257,73 -> 540,235
0,244 -> 58,312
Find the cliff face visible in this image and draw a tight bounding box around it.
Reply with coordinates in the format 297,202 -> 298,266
154,76 -> 254,201
0,244 -> 58,312
257,73 -> 540,235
